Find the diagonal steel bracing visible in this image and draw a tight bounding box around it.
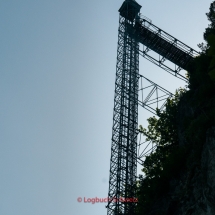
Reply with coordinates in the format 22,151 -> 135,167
137,130 -> 157,166
138,74 -> 174,115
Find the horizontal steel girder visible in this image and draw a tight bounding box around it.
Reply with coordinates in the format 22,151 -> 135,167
126,18 -> 199,81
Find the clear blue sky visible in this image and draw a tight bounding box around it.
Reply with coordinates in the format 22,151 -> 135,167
0,0 -> 212,214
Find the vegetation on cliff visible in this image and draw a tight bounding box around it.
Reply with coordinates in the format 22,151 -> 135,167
136,2 -> 215,214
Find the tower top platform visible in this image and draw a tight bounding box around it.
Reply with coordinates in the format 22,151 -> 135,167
118,0 -> 141,22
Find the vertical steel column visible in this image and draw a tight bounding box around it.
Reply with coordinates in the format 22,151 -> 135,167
107,7 -> 139,215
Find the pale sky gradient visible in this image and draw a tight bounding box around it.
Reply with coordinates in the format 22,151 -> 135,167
0,0 -> 212,215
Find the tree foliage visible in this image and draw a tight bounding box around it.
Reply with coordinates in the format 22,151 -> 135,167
139,89 -> 185,179
136,89 -> 187,214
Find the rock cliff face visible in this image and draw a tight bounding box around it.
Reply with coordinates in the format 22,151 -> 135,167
149,127 -> 215,215
156,88 -> 215,214
174,127 -> 215,214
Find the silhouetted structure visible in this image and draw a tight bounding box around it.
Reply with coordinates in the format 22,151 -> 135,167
107,1 -> 199,215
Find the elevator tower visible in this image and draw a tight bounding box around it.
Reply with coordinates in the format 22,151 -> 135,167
107,1 -> 141,215
107,1 -> 198,215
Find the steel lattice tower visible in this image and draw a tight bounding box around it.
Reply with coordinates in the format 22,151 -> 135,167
107,1 -> 141,215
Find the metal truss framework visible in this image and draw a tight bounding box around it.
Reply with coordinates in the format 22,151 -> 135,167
138,74 -> 174,115
137,130 -> 157,165
136,75 -> 175,178
107,1 -> 199,215
107,1 -> 140,214
127,16 -> 199,82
